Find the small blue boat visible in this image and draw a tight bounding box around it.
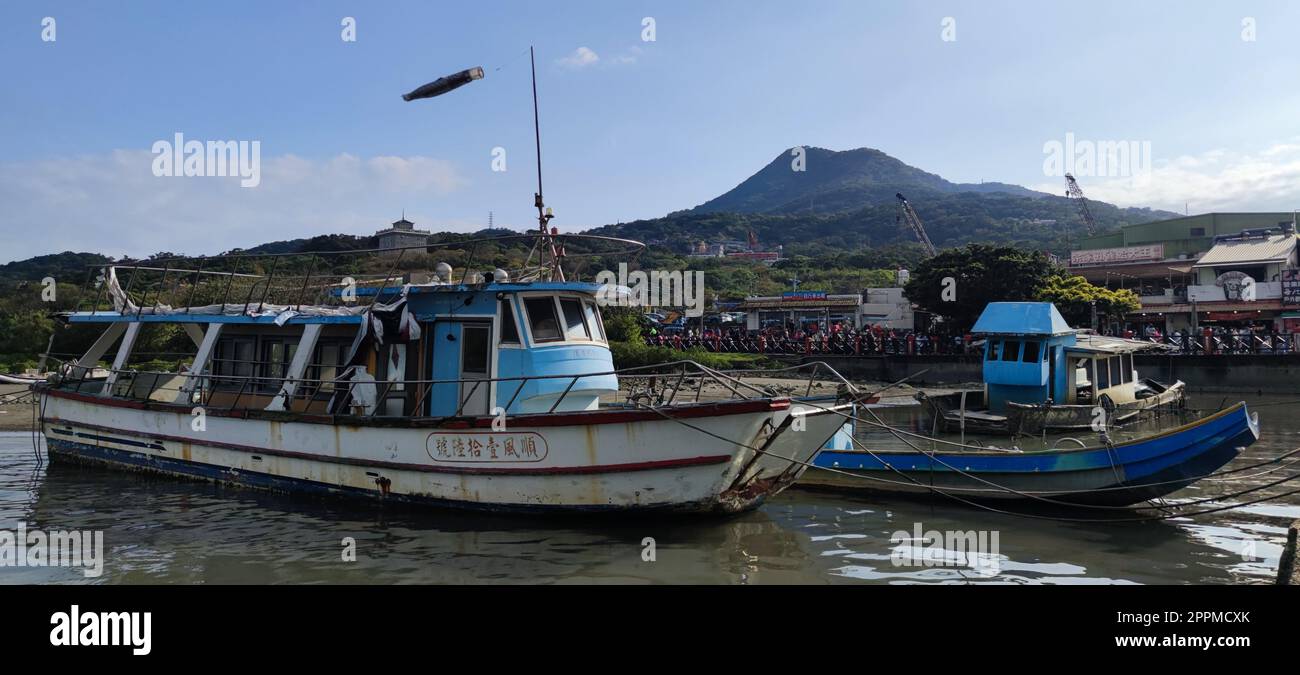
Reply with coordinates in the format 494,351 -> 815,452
804,402 -> 1259,507
917,302 -> 1186,435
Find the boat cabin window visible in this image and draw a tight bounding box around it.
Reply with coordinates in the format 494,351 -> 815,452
520,295 -> 608,345
1001,340 -> 1020,362
1022,340 -> 1039,363
559,298 -> 590,340
305,340 -> 349,397
584,301 -> 605,341
213,338 -> 255,387
987,341 -> 1001,361
524,297 -> 563,342
1097,357 -> 1111,390
1121,353 -> 1133,383
261,340 -> 298,391
499,300 -> 521,344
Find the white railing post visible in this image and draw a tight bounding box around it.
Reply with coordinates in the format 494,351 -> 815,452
101,322 -> 142,397
266,323 -> 323,412
175,323 -> 224,404
72,322 -> 127,379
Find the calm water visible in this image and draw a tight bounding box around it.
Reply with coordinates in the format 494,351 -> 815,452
2,393 -> 1298,584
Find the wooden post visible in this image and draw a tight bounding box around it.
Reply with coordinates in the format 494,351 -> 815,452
1278,520 -> 1300,586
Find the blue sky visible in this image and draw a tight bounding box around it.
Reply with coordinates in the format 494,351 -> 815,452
4,0 -> 1300,262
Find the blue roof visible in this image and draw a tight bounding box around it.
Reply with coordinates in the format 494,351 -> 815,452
971,302 -> 1074,336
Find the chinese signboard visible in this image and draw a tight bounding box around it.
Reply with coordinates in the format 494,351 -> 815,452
427,431 -> 549,463
1283,269 -> 1300,306
1069,244 -> 1164,266
782,290 -> 827,301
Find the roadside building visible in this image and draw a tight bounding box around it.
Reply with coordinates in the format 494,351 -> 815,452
739,288 -> 914,331
740,291 -> 862,332
1068,212 -> 1300,333
859,288 -> 915,329
376,217 -> 431,253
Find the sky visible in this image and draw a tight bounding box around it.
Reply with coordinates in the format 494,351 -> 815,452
3,0 -> 1300,263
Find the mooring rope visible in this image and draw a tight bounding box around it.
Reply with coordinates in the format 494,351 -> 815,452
847,403 -> 1298,513
689,361 -> 1300,515
629,395 -> 1300,524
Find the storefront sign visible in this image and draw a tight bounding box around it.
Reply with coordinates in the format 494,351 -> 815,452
1282,269 -> 1300,306
1069,244 -> 1164,266
782,290 -> 827,301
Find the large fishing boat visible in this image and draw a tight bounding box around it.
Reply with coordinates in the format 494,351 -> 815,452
32,53 -> 864,514
34,235 -> 860,514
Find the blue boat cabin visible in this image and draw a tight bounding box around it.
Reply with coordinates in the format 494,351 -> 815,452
973,302 -> 1144,412
67,278 -> 619,419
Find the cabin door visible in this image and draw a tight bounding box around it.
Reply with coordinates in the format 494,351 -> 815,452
1047,346 -> 1057,403
429,320 -> 493,417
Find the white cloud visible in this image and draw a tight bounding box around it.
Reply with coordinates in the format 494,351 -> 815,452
557,46 -> 600,69
1030,140 -> 1300,213
0,150 -> 468,263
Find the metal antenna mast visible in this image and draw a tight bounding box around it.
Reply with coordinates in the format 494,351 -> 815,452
530,46 -> 563,280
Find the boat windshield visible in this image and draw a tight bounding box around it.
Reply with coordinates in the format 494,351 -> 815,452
521,294 -> 606,346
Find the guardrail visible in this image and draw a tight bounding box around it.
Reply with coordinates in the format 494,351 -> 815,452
45,358 -> 858,419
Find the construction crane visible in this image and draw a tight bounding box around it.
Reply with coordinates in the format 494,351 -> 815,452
1064,173 -> 1098,236
895,192 -> 938,257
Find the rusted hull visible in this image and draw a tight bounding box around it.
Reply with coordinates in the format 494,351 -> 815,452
40,392 -> 848,514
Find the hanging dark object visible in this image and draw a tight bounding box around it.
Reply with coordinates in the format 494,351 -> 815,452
401,66 -> 484,101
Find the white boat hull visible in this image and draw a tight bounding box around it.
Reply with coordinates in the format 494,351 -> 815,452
39,389 -> 848,514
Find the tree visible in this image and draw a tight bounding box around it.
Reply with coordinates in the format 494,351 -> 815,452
903,244 -> 1054,332
0,310 -> 55,355
1036,274 -> 1140,328
601,306 -> 644,342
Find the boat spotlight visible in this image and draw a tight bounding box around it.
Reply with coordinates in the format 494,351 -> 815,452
493,269 -> 510,283
434,262 -> 453,282
401,67 -> 485,102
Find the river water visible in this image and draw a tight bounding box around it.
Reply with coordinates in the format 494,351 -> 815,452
2,392 -> 1297,584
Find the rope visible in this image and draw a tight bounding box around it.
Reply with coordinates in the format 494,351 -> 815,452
693,361 -> 1300,511
629,395 -> 1300,524
848,404 -> 1291,513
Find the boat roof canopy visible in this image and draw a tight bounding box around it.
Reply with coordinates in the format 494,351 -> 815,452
971,302 -> 1074,337
1065,334 -> 1171,355
65,280 -> 609,325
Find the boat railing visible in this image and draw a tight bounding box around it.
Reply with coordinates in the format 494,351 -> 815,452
69,233 -> 646,317
45,358 -> 859,420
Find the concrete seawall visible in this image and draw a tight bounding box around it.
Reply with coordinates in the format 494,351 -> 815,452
795,353 -> 1300,393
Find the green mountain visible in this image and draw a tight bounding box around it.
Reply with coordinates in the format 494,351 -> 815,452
689,147 -> 1049,215
0,148 -> 1180,284
0,251 -> 112,283
592,146 -> 1176,256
